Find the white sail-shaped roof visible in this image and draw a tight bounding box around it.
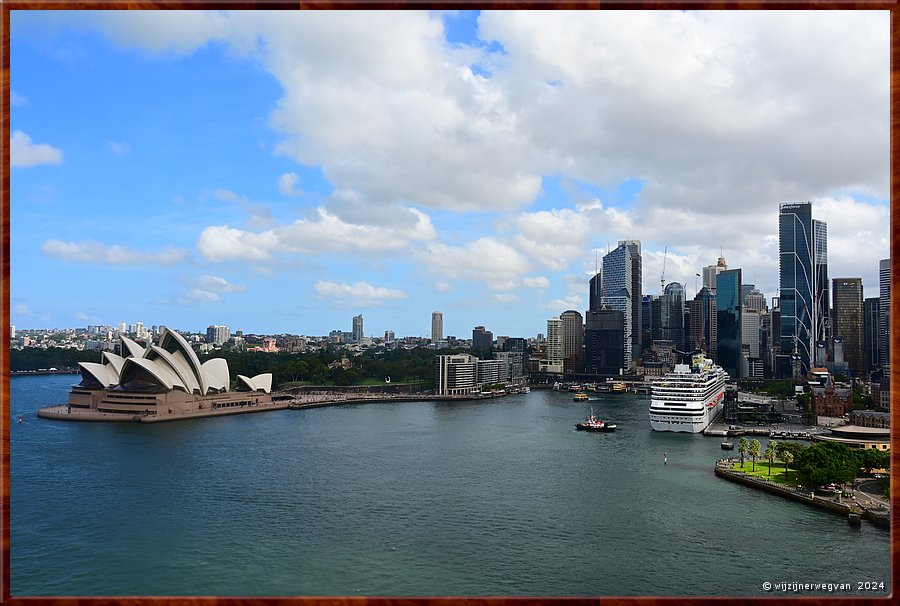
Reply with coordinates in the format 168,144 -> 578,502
78,362 -> 119,387
236,373 -> 273,393
146,345 -> 201,394
157,328 -> 209,395
102,351 -> 127,379
121,336 -> 146,359
201,358 -> 230,393
119,357 -> 183,391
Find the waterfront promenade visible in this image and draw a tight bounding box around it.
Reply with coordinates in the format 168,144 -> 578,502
35,388 -> 511,424
714,458 -> 889,528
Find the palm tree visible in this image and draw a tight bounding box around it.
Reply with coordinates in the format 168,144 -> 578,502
749,439 -> 761,472
782,450 -> 794,481
738,437 -> 750,467
764,441 -> 777,476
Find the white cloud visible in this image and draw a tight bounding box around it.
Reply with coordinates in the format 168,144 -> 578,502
11,130 -> 63,167
173,274 -> 246,305
278,172 -> 304,197
42,240 -> 190,265
11,91 -> 29,106
315,280 -> 408,308
107,141 -> 130,156
74,311 -> 102,323
196,225 -> 277,261
92,10 -> 230,55
522,276 -> 550,289
197,206 -> 436,262
418,237 -> 531,290
541,293 -> 584,312
14,303 -> 34,316
435,281 -> 452,292
494,293 -> 519,303
210,189 -> 274,229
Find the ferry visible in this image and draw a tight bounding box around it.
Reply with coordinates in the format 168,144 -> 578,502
610,382 -> 627,394
649,351 -> 728,433
573,392 -> 589,402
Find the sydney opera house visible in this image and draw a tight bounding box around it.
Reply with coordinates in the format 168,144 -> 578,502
41,327 -> 274,421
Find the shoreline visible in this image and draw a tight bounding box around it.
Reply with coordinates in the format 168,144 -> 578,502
35,389 -> 520,424
714,459 -> 889,528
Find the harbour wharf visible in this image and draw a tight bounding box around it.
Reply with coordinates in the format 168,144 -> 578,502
714,459 -> 889,527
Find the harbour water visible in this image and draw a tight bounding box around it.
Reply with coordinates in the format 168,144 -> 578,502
10,374 -> 890,596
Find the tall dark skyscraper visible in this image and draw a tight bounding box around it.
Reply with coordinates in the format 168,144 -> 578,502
864,297 -> 881,373
879,258 -> 890,365
589,271 -> 603,313
688,286 -> 717,355
602,240 -> 642,369
472,325 -> 493,351
716,268 -> 742,378
778,202 -> 828,376
584,309 -> 625,375
831,278 -> 865,375
660,282 -> 687,351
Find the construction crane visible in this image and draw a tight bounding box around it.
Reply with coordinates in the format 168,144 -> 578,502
660,246 -> 668,294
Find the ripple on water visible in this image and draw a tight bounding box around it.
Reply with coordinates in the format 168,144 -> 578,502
10,381 -> 891,597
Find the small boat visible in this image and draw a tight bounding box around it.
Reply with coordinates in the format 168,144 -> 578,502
523,386 -> 531,394
573,392 -> 589,402
575,407 -> 617,432
720,441 -> 735,450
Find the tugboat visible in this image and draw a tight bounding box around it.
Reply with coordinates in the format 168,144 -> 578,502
575,407 -> 617,432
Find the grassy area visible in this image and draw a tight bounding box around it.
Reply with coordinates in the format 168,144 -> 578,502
731,460 -> 801,486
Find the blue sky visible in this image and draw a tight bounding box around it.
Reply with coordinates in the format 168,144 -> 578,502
10,10 -> 890,338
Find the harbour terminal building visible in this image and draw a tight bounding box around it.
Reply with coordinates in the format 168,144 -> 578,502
38,328 -> 273,421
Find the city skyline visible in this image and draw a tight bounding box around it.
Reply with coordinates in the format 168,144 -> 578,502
10,10 -> 889,338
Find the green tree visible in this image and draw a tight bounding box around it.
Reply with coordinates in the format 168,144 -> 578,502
782,450 -> 794,481
796,392 -> 812,413
764,441 -> 778,476
775,441 -> 808,463
749,439 -> 761,472
796,441 -> 856,487
738,437 -> 750,466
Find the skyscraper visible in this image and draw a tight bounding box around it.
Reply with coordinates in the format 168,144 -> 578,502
472,325 -> 493,351
602,240 -> 641,369
560,310 -> 584,372
660,282 -> 686,350
431,311 -> 443,344
864,297 -> 881,373
588,268 -> 603,313
879,258 -> 890,365
206,325 -> 230,346
584,309 -> 625,375
352,314 -> 364,342
688,286 -> 716,355
702,255 -> 728,292
778,202 -> 828,376
831,278 -> 865,375
546,317 -> 564,373
716,268 -> 742,378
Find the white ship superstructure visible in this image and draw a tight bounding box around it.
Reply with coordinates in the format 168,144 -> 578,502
649,352 -> 728,433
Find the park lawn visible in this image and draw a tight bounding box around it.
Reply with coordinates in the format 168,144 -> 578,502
731,460 -> 800,485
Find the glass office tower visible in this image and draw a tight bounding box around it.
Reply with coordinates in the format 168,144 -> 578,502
778,202 -> 828,377
716,268 -> 742,378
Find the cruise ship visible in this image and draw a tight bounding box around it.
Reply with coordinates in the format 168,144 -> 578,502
649,351 -> 729,433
